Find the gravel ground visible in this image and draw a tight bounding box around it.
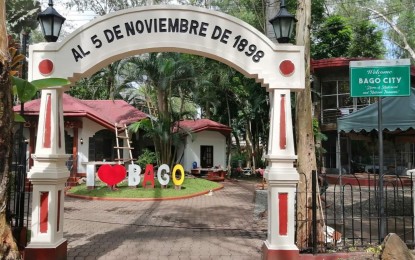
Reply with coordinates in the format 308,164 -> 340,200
253,189 -> 267,220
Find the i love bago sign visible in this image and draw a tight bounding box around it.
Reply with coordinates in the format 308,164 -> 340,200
97,163 -> 185,188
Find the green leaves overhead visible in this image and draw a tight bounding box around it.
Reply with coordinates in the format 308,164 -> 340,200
11,76 -> 36,103
31,78 -> 71,89
348,20 -> 385,58
312,15 -> 352,59
12,76 -> 70,103
6,0 -> 40,36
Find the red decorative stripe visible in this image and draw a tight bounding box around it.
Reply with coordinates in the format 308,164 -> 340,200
279,193 -> 288,236
279,94 -> 286,149
40,192 -> 49,233
58,98 -> 61,148
43,94 -> 52,148
57,191 -> 61,232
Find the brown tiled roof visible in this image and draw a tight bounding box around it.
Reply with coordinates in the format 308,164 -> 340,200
311,58 -> 415,77
311,58 -> 370,70
175,119 -> 232,136
14,93 -> 148,129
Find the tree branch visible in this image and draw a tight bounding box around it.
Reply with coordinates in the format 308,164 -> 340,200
364,7 -> 415,61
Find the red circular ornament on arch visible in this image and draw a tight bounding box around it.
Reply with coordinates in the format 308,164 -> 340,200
39,59 -> 54,75
279,60 -> 295,76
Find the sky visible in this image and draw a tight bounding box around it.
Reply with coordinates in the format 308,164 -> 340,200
38,1 -> 182,37
39,0 -> 97,34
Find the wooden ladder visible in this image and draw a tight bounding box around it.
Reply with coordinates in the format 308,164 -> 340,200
114,123 -> 134,165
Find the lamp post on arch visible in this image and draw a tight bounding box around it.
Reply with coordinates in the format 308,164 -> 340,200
25,1 -> 69,259
37,0 -> 66,42
262,2 -> 300,259
269,0 -> 297,44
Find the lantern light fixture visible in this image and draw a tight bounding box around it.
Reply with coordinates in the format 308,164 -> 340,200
37,0 -> 66,42
269,0 -> 297,43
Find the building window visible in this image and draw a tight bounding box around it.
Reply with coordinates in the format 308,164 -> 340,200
356,96 -> 376,109
321,80 -> 352,124
320,80 -> 377,124
89,130 -> 116,161
200,145 -> 213,168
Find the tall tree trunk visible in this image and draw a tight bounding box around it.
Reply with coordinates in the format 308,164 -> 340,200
0,1 -> 20,258
232,132 -> 241,152
225,90 -> 232,174
245,119 -> 254,169
295,0 -> 324,249
156,88 -> 170,164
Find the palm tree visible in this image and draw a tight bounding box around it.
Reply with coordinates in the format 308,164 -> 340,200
125,52 -> 195,166
69,60 -> 130,100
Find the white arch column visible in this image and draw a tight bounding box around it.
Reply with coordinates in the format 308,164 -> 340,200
263,89 -> 299,259
26,6 -> 305,259
25,88 -> 69,260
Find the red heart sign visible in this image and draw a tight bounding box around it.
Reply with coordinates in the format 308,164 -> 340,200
97,164 -> 126,186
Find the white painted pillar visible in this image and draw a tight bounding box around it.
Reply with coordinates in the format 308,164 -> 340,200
26,88 -> 69,260
263,89 -> 299,259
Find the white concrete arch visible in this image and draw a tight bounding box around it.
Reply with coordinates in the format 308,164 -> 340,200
29,5 -> 304,90
26,5 -> 304,260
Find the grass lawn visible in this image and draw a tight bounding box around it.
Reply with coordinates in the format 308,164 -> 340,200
67,177 -> 222,199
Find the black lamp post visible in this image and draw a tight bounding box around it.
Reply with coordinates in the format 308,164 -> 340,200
37,0 -> 66,42
269,0 -> 297,43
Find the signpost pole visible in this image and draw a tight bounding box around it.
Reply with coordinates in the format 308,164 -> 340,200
349,59 -> 411,244
378,98 -> 385,241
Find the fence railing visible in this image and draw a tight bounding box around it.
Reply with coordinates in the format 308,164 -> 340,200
6,134 -> 32,249
296,171 -> 414,253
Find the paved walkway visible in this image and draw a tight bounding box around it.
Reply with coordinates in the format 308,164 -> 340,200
64,180 -> 267,260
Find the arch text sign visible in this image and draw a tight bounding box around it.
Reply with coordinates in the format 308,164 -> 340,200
29,5 -> 304,90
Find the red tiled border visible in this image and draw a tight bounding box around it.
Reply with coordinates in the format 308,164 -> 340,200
325,174 -> 412,187
65,185 -> 224,201
300,252 -> 377,259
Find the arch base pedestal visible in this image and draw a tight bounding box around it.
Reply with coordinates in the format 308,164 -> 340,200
24,240 -> 67,260
262,242 -> 299,260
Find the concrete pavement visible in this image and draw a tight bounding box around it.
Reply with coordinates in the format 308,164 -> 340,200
64,180 -> 267,260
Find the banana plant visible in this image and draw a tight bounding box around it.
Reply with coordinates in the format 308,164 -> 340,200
11,76 -> 70,122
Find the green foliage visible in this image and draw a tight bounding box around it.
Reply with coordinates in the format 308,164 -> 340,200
383,0 -> 415,60
136,149 -> 157,169
14,114 -> 25,123
330,0 -> 411,61
313,118 -> 327,170
11,77 -> 71,123
310,0 -> 326,29
312,15 -> 352,59
68,60 -> 129,100
366,244 -> 382,255
123,53 -> 196,165
348,20 -> 385,58
311,11 -> 385,59
312,118 -> 327,143
210,0 -> 266,33
12,77 -> 70,103
230,153 -> 246,168
6,0 -> 40,36
11,77 -> 36,103
129,118 -> 153,133
65,0 -> 147,16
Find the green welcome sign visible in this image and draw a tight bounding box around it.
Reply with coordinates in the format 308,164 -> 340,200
350,59 -> 411,97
